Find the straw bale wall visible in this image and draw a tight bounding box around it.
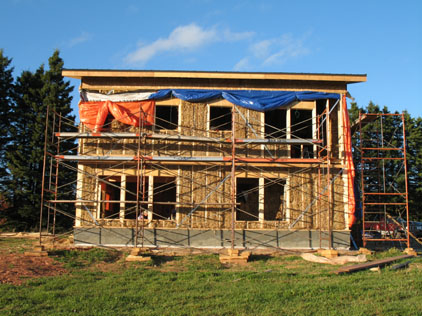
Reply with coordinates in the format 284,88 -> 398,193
76,97 -> 347,232
79,165 -> 97,225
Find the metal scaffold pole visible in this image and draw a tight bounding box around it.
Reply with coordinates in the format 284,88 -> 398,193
52,113 -> 62,244
231,105 -> 236,250
401,113 -> 411,249
39,105 -> 50,245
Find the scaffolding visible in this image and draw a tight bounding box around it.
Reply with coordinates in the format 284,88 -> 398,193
358,112 -> 410,248
39,96 -> 352,250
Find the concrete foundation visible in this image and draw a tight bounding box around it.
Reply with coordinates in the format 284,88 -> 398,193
74,227 -> 350,249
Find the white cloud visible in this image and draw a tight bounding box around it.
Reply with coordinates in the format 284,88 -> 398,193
68,31 -> 92,48
233,33 -> 310,71
223,29 -> 255,41
262,34 -> 309,66
233,57 -> 251,71
251,39 -> 272,59
125,23 -> 254,65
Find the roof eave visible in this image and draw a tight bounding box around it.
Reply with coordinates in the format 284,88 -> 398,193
62,69 -> 367,84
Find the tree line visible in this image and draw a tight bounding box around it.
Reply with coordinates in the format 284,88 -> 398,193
0,49 -> 421,231
0,49 -> 75,231
349,102 -> 422,222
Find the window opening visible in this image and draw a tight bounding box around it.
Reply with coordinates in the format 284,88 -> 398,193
155,105 -> 178,130
291,109 -> 313,158
125,176 -> 149,219
265,109 -> 286,138
317,99 -> 327,157
236,178 -> 259,221
153,176 -> 176,220
210,106 -> 232,131
99,176 -> 121,219
264,179 -> 286,220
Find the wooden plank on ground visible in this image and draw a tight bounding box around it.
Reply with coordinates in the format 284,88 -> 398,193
333,255 -> 414,275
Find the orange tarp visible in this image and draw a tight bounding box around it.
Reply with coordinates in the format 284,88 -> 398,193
79,100 -> 155,131
342,94 -> 356,228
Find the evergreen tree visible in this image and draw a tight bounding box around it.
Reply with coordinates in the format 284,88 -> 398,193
350,102 -> 422,222
0,49 -> 14,192
7,67 -> 44,229
6,50 -> 75,230
403,113 -> 422,220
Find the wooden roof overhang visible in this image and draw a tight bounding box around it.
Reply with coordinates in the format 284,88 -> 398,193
62,69 -> 367,94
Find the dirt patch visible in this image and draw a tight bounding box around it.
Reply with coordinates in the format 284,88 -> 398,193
0,252 -> 67,285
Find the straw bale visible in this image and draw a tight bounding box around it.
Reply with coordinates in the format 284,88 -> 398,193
178,166 -> 193,228
160,220 -> 177,228
193,103 -> 207,157
332,170 -> 346,230
288,173 -> 303,227
262,221 -> 288,229
310,171 -> 320,228
205,167 -> 226,229
180,100 -> 194,137
235,221 -> 247,229
302,172 -> 313,229
80,165 -> 97,223
234,107 -> 247,157
190,165 -> 207,227
246,109 -> 264,158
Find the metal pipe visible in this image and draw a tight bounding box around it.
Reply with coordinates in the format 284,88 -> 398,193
39,105 -> 50,245
231,105 -> 236,250
52,114 -> 62,243
402,112 -> 411,249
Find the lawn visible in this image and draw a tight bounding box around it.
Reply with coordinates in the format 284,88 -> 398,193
0,238 -> 421,316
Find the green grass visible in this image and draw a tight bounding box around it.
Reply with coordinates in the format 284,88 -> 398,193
0,237 -> 34,253
50,248 -> 121,269
0,240 -> 421,316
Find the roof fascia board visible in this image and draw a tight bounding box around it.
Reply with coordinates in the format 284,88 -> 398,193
62,69 -> 367,83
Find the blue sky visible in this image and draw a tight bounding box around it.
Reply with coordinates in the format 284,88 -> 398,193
1,0 -> 421,120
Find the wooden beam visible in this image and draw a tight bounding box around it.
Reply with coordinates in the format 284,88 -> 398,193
334,255 -> 414,274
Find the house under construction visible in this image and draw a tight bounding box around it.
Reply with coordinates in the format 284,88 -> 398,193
42,70 -> 371,249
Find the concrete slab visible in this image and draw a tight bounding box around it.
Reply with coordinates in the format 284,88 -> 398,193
74,227 -> 351,250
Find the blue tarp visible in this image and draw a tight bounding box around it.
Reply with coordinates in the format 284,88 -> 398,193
148,89 -> 340,112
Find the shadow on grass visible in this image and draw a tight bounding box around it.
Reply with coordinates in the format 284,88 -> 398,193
248,254 -> 273,263
150,255 -> 177,266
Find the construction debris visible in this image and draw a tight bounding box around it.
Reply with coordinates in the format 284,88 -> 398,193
219,249 -> 250,264
301,253 -> 367,265
125,247 -> 152,262
24,245 -> 48,257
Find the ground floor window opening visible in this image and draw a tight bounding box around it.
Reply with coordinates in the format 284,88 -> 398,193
236,178 -> 259,221
153,176 -> 177,220
99,176 -> 121,219
264,178 -> 286,220
125,176 -> 149,219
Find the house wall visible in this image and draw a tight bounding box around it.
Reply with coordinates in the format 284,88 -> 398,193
75,98 -> 347,231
